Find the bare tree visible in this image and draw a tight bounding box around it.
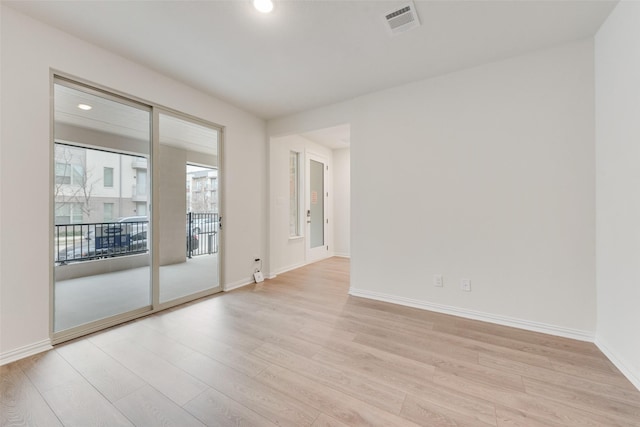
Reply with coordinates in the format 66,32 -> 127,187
73,154 -> 98,219
54,145 -> 99,222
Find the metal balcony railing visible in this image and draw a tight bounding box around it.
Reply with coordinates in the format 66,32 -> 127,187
187,212 -> 219,258
55,220 -> 148,264
55,213 -> 219,264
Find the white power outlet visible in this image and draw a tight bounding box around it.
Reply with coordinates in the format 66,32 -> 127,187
434,274 -> 443,287
461,279 -> 471,292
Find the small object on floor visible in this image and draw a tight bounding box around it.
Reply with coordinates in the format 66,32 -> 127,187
254,271 -> 264,283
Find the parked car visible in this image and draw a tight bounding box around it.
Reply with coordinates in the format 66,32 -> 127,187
84,216 -> 148,241
58,228 -> 148,263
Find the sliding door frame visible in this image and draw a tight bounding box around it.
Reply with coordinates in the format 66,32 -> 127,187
153,107 -> 224,310
49,71 -> 224,345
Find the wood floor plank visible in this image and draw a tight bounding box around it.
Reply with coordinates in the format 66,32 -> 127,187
255,365 -> 421,426
0,363 -> 63,427
183,386 -> 278,427
495,406 -> 571,427
353,331 -> 526,392
400,393 -> 496,426
523,377 -> 640,422
16,351 -> 81,394
549,358 -> 637,389
448,316 -> 605,357
311,342 -> 436,395
311,413 -> 351,427
126,318 -> 270,377
480,352 -> 640,406
114,385 -> 205,427
434,322 -> 622,375
55,339 -> 146,402
41,379 -> 133,426
174,351 -> 319,427
95,338 -> 208,406
433,370 -> 639,427
252,342 -> 406,413
143,309 -> 264,353
295,323 -> 358,343
401,380 -> 498,425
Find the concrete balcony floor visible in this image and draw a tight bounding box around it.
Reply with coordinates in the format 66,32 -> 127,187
54,254 -> 219,332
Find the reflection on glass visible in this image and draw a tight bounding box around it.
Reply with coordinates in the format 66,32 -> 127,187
310,159 -> 324,248
53,82 -> 151,333
158,113 -> 220,303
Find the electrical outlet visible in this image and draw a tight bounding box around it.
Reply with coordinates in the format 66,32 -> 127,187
434,274 -> 443,287
461,279 -> 471,292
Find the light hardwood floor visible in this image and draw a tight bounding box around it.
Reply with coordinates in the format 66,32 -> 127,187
2,257 -> 639,426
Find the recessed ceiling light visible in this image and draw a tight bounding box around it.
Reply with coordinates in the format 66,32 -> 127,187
253,0 -> 273,13
78,104 -> 92,111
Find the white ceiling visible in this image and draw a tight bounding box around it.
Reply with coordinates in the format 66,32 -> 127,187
7,0 -> 617,146
55,83 -> 218,155
301,124 -> 351,150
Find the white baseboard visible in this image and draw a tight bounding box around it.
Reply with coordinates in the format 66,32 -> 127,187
333,252 -> 350,258
269,261 -> 308,279
0,339 -> 53,366
595,337 -> 640,392
348,288 -> 594,342
223,278 -> 255,292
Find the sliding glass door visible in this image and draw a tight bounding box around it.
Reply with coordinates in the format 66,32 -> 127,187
157,112 -> 222,304
53,79 -> 152,335
52,78 -> 223,341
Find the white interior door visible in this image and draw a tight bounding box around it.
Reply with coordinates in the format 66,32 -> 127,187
306,153 -> 328,261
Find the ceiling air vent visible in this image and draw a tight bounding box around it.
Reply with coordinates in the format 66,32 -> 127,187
384,2 -> 420,35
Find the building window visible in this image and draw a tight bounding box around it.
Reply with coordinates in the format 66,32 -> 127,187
136,202 -> 147,216
55,202 -> 83,224
289,151 -> 301,237
104,203 -> 114,221
103,167 -> 114,188
55,162 -> 84,185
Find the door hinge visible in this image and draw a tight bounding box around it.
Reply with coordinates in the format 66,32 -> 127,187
326,245 -> 329,251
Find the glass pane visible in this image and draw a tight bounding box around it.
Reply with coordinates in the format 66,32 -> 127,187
158,113 -> 220,304
310,159 -> 324,248
289,151 -> 300,237
53,82 -> 151,333
104,167 -> 114,187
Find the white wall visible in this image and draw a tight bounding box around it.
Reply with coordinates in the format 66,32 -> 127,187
595,0 -> 640,390
0,6 -> 267,361
269,134 -> 333,276
333,148 -> 350,257
269,40 -> 596,339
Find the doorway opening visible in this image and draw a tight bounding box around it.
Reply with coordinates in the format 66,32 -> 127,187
268,123 -> 351,277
